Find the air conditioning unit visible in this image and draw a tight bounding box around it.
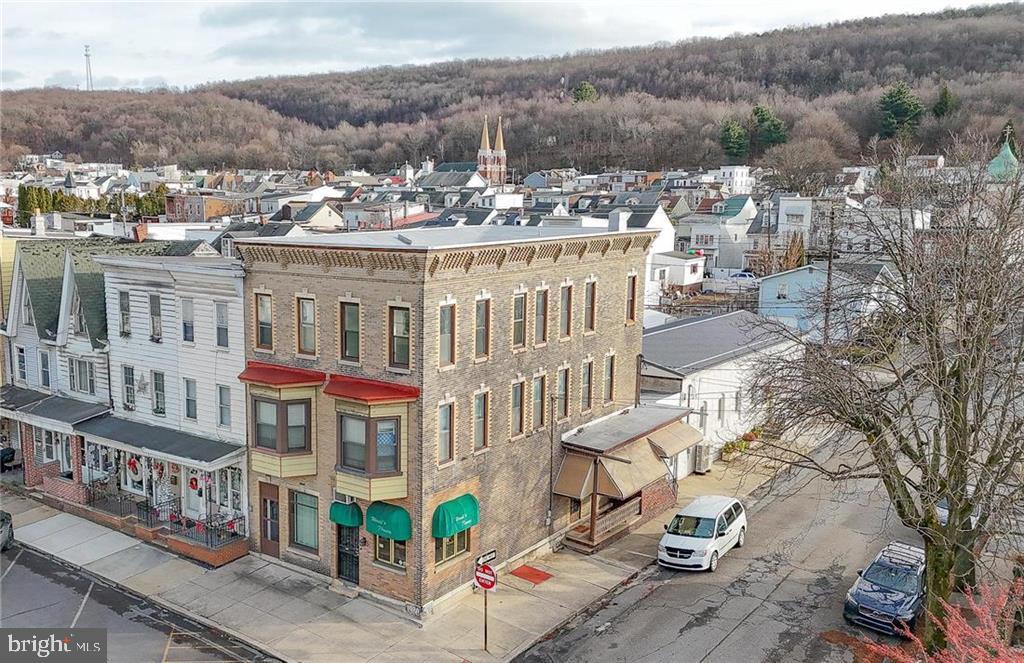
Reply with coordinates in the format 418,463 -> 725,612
694,444 -> 712,474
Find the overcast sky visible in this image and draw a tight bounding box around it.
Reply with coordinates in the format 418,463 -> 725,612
0,0 -> 999,91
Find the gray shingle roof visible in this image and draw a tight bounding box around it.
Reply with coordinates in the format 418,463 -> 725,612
642,310 -> 788,375
76,415 -> 243,465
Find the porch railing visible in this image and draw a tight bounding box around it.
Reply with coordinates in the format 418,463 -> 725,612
85,484 -> 136,518
136,496 -> 181,529
168,513 -> 246,549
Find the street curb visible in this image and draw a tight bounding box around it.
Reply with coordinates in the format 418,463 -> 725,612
12,539 -> 292,663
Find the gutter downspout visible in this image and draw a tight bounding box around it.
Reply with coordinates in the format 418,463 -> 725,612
634,353 -> 644,408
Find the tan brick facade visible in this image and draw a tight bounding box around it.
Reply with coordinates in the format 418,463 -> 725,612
238,230 -> 655,612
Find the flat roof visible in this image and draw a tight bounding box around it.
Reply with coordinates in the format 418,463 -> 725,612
643,310 -> 788,375
92,255 -> 242,275
234,226 -> 653,252
562,405 -> 688,454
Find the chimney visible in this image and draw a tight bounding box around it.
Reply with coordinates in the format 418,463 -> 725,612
32,208 -> 46,236
608,208 -> 632,232
421,158 -> 434,174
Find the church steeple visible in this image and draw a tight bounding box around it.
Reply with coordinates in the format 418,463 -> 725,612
494,115 -> 504,152
480,115 -> 491,152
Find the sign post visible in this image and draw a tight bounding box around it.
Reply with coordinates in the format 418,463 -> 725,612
474,563 -> 497,651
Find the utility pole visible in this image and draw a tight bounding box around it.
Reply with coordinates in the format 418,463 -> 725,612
84,45 -> 94,91
822,204 -> 837,347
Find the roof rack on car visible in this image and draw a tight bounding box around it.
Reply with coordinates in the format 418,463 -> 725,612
881,541 -> 926,567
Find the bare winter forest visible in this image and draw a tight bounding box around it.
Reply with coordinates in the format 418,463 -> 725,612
2,4 -> 1022,173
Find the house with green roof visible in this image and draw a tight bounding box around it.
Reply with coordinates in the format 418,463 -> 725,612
987,140 -> 1020,181
680,195 -> 758,269
0,238 -> 209,508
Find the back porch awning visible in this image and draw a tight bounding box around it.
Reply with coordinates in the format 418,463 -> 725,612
75,415 -> 244,472
647,421 -> 703,458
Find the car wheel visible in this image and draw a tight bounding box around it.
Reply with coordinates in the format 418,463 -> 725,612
707,551 -> 719,573
736,527 -> 745,548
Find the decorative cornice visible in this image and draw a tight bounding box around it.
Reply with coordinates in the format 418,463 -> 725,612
238,232 -> 656,279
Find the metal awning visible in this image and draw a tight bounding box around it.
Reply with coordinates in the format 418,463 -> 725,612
647,421 -> 703,459
76,415 -> 244,471
553,454 -> 594,500
597,439 -> 671,500
554,438 -> 671,502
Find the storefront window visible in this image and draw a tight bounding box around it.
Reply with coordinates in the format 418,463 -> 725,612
375,536 -> 406,569
434,530 -> 470,565
289,490 -> 318,551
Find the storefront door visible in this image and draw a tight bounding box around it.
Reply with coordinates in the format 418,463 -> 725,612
337,525 -> 360,584
259,482 -> 280,556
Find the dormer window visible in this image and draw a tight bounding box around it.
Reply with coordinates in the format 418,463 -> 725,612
71,292 -> 86,336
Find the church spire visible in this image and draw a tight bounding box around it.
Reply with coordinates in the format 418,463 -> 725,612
480,115 -> 491,152
494,115 -> 505,152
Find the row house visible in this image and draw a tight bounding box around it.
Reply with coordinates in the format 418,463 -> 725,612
235,226 -> 695,614
0,238 -> 249,566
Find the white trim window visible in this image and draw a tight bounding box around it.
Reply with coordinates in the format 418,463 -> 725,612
118,291 -> 131,336
14,346 -> 26,381
217,385 -> 231,427
149,294 -> 163,341
152,371 -> 166,415
183,378 -> 198,420
215,302 -> 229,348
22,288 -> 33,326
69,358 -> 95,395
71,292 -> 86,336
39,350 -> 51,388
181,297 -> 195,343
123,365 -> 136,409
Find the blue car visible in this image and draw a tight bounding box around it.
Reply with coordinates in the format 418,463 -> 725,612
843,541 -> 926,636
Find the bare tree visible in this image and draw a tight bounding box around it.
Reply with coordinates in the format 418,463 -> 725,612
749,135 -> 1024,651
762,138 -> 843,195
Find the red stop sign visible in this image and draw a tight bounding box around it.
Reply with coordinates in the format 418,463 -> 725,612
475,564 -> 496,590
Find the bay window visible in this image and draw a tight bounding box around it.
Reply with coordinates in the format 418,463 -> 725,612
252,398 -> 311,453
338,415 -> 400,474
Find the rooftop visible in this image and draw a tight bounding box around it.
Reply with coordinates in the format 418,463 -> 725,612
642,310 -> 788,375
563,405 -> 688,454
236,225 -> 652,252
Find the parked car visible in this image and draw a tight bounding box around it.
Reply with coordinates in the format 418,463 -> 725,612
935,485 -> 979,529
729,271 -> 758,280
0,510 -> 12,552
657,496 -> 746,572
843,541 -> 926,636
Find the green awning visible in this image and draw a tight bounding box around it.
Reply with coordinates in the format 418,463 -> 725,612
431,493 -> 480,538
365,502 -> 412,541
329,501 -> 363,527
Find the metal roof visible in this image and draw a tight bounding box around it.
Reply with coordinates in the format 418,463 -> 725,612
562,405 -> 688,454
642,310 -> 787,375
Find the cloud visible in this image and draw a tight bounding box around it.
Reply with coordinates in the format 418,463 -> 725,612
1,69 -> 24,82
43,69 -> 82,88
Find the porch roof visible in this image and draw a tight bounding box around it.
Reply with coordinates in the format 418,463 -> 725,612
0,386 -> 110,425
562,405 -> 688,455
76,415 -> 243,467
0,385 -> 49,410
238,361 -> 325,387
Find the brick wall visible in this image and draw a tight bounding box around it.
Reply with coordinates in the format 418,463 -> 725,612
239,232 -> 655,609
20,422 -> 59,488
640,478 -> 677,521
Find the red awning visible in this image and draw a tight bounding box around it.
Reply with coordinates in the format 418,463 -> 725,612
238,361 -> 325,387
324,374 -> 420,404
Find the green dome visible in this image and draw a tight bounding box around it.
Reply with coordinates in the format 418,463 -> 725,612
987,141 -> 1019,180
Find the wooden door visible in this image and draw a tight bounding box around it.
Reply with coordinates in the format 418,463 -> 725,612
259,482 -> 280,556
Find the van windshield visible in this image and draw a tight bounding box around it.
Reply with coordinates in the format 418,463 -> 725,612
666,515 -> 716,538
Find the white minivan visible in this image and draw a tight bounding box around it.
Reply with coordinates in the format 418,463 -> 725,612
657,496 -> 746,572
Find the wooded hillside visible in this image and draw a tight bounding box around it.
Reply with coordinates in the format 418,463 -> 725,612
2,4 -> 1022,173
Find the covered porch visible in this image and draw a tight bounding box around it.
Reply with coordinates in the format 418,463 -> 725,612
553,406 -> 701,553
74,415 -> 249,564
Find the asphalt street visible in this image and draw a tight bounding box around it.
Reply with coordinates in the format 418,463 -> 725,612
0,544 -> 278,663
518,461 -> 919,663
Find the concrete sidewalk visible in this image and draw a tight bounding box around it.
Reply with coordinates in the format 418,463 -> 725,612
0,449 -> 785,663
